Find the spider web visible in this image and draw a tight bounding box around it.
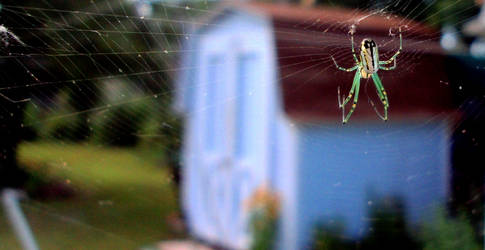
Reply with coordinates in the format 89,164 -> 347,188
0,0 -> 483,249
287,0 -> 485,248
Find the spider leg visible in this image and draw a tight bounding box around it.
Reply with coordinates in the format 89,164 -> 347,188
331,56 -> 359,72
378,58 -> 396,70
339,69 -> 360,108
381,27 -> 403,65
370,73 -> 389,121
342,70 -> 361,124
350,32 -> 359,64
378,59 -> 394,65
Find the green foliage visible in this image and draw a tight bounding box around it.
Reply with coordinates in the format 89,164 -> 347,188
45,91 -> 88,141
420,208 -> 481,250
360,197 -> 420,250
24,81 -> 181,149
248,187 -> 280,250
24,90 -> 90,141
4,0 -> 183,187
137,99 -> 181,152
250,208 -> 279,250
48,114 -> 88,141
137,106 -> 182,184
21,0 -> 181,146
427,0 -> 479,28
91,80 -> 150,146
91,103 -> 147,146
22,101 -> 42,140
312,200 -> 482,250
313,221 -> 354,250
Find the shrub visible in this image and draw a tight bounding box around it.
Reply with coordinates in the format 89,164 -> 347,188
25,91 -> 89,141
91,100 -> 149,146
247,185 -> 280,250
91,79 -> 150,146
22,101 -> 41,140
420,208 -> 480,250
360,197 -> 420,250
313,221 -> 353,250
312,196 -> 420,250
311,199 -> 481,250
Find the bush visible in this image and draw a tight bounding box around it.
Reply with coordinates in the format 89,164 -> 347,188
138,108 -> 182,181
91,100 -> 149,146
312,196 -> 420,250
247,186 -> 280,250
91,79 -> 150,146
22,101 -> 42,140
420,208 -> 481,250
360,197 -> 420,250
24,91 -> 89,141
311,199 -> 481,250
313,221 -> 353,250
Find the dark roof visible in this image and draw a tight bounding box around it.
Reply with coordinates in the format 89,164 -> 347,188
222,3 -> 454,123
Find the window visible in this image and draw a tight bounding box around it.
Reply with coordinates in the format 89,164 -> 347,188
206,55 -> 224,151
235,54 -> 258,158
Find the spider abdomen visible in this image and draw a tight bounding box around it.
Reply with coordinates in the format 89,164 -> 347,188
360,38 -> 379,78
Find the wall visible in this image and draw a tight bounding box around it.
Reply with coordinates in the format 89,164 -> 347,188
296,121 -> 450,248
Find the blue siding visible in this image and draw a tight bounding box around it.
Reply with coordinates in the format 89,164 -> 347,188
296,122 -> 449,248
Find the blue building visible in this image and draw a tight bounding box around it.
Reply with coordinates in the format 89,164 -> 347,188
175,2 -> 454,249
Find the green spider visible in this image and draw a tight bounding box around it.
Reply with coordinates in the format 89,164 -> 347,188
331,27 -> 402,124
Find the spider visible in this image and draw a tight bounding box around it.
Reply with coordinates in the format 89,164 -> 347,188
331,27 -> 402,124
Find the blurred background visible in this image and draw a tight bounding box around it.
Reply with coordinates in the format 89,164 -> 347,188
0,0 -> 484,249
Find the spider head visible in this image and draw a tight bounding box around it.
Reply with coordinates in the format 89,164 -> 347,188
360,38 -> 377,50
360,38 -> 379,75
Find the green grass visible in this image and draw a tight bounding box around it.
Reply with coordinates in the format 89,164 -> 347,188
0,142 -> 182,250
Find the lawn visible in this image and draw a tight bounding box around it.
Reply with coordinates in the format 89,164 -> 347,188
0,142 -> 183,250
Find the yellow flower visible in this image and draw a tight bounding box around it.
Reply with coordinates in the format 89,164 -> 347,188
245,184 -> 280,219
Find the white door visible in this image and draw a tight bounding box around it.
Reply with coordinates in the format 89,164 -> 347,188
199,51 -> 268,248
189,19 -> 273,248
199,54 -> 234,241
